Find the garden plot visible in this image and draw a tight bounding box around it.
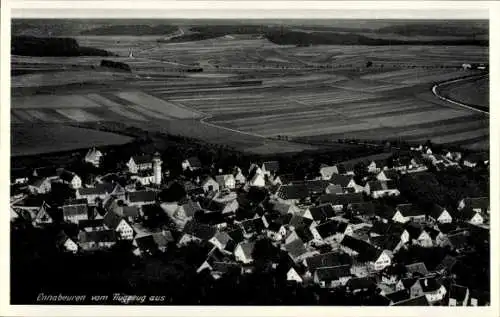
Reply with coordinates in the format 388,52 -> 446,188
55,108 -> 102,122
86,94 -> 148,121
12,94 -> 103,109
287,89 -> 377,106
23,110 -> 63,122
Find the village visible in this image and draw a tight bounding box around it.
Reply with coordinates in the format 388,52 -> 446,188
10,141 -> 490,306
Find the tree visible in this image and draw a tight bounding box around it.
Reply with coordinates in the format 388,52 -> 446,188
366,61 -> 373,68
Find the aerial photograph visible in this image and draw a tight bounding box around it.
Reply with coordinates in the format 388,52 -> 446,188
10,18 -> 489,306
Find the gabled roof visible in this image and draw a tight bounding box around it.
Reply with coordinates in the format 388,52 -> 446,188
320,165 -> 339,176
368,180 -> 397,191
329,174 -> 353,187
185,156 -> 202,168
128,190 -> 156,203
308,204 -> 335,222
78,183 -> 116,196
318,193 -> 364,205
284,239 -> 307,260
262,161 -> 280,173
288,215 -> 313,229
370,234 -> 401,251
378,169 -> 399,180
240,217 -> 265,234
396,204 -> 425,217
236,241 -> 255,260
418,277 -> 442,293
385,290 -> 410,304
103,211 -> 124,229
392,295 -> 429,306
294,226 -> 314,243
215,174 -> 235,185
78,229 -> 117,243
435,255 -> 458,273
449,284 -> 469,302
227,228 -> 245,243
306,252 -> 352,272
399,277 -> 417,289
315,265 -> 351,281
346,276 -> 376,290
405,262 -> 429,277
325,184 -> 343,195
277,184 -> 310,200
462,197 -> 489,210
272,201 -> 299,215
429,204 -> 449,219
152,231 -> 174,247
65,198 -> 88,206
33,166 -> 58,178
131,155 -> 152,165
29,176 -> 50,187
459,208 -> 482,221
179,200 -> 202,217
59,170 -> 78,183
62,204 -> 88,217
122,206 -> 140,218
300,180 -> 331,194
183,220 -> 217,240
340,235 -> 380,262
315,220 -> 346,239
349,202 -> 375,216
211,231 -> 232,247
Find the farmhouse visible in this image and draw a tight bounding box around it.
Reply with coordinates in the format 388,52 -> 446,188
340,235 -> 391,271
428,204 -> 453,224
317,193 -> 364,211
313,265 -> 352,288
59,170 -> 82,189
126,190 -> 156,207
276,184 -> 310,204
103,211 -> 135,240
182,157 -> 202,171
364,180 -> 400,198
319,165 -> 339,180
329,174 -> 358,190
458,197 -> 489,214
127,155 -> 153,174
84,147 -> 103,167
302,204 -> 335,223
28,177 -> 52,194
62,201 -> 89,224
76,183 -> 122,205
78,229 -> 117,251
215,174 -> 236,190
392,204 -> 426,224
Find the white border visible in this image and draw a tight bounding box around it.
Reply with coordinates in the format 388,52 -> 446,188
1,1 -> 498,317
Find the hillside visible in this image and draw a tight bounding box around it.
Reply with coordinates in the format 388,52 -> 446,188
12,36 -> 115,57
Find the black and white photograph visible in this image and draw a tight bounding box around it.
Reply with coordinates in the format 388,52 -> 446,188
2,1 -> 497,315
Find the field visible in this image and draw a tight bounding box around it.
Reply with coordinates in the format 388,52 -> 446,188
11,33 -> 490,155
439,76 -> 489,109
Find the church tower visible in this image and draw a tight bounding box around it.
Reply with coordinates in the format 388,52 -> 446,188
152,152 -> 162,186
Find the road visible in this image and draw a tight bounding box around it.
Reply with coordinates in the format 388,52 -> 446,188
432,74 -> 489,115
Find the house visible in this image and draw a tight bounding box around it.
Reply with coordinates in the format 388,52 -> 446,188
174,200 -> 202,222
376,170 -> 398,182
319,165 -> 339,180
32,203 -> 53,227
202,177 -> 220,193
261,161 -> 280,177
126,190 -> 156,207
329,174 -> 358,190
287,215 -> 313,232
151,230 -> 174,252
182,157 -> 202,172
133,235 -> 159,256
103,211 -> 135,240
393,204 -> 426,224
56,232 -> 78,253
364,180 -> 400,199
28,177 -> 52,194
345,276 -> 377,294
59,170 -> 82,189
84,147 -> 103,167
305,252 -> 352,273
79,219 -> 105,232
233,167 -> 246,184
447,231 -> 470,252
325,184 -> 343,195
11,168 -> 30,185
286,265 -> 305,283
448,284 -> 469,306
127,155 -> 153,174
340,235 -> 391,271
284,239 -> 309,262
302,204 -> 335,223
121,206 -> 140,223
336,162 -> 356,176
209,231 -> 234,252
348,202 -> 376,220
384,290 -> 411,305
234,241 -> 255,264
215,174 -> 236,190
462,153 -> 488,168
272,201 -> 301,215
428,204 -> 452,224
62,201 -> 89,224
178,220 -> 217,246
391,295 -> 429,306
406,226 -> 433,248
434,255 -> 458,275
199,197 -> 238,215
276,184 -> 310,204
458,197 -> 489,214
313,265 -> 352,288
300,180 -> 332,195
78,229 -> 117,251
131,170 -> 155,186
310,220 -> 351,243
32,166 -> 59,179
405,262 -> 428,278
460,208 -> 484,225
240,217 -> 265,238
370,234 -> 404,254
76,183 -> 122,205
317,193 -> 364,211
419,278 -> 447,303
248,173 -> 266,188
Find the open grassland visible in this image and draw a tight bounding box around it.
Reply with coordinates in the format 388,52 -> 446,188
11,124 -> 133,156
11,35 -> 489,153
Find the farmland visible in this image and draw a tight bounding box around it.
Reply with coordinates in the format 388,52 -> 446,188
11,27 -> 489,155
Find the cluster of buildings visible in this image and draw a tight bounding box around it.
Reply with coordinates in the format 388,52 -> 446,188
10,144 -> 489,306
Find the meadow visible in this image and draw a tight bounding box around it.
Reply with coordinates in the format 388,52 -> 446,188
11,34 -> 490,155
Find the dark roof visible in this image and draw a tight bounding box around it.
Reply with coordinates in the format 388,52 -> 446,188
349,202 -> 375,216
462,197 -> 489,210
370,234 -> 401,251
405,262 -> 429,277
379,169 -> 399,180
345,276 -> 376,291
78,183 -> 116,196
399,278 -> 417,289
419,278 -> 442,293
449,284 -> 469,302
199,198 -> 229,213
429,204 -> 448,219
367,180 -> 397,191
277,184 -> 310,200
62,204 -> 88,217
78,219 -> 104,229
122,206 -> 140,217
132,155 -> 152,165
385,290 -> 410,303
152,231 -> 174,246
11,168 -> 30,181
211,261 -> 240,274
262,161 -> 280,173
78,229 -> 117,243
404,223 -> 423,239
300,180 -> 331,194
340,235 -> 380,261
227,228 -> 245,243
315,265 -> 351,281
33,166 -> 58,178
434,255 -> 458,273
284,239 -> 308,260
392,295 -> 429,306
59,170 -> 78,183
278,173 -> 298,185
318,193 -> 363,205
329,174 -> 353,187
315,220 -> 345,239
459,208 -> 481,221
396,204 -> 425,217
183,220 -> 217,240
103,211 -> 123,229
185,156 -> 202,168
288,215 -> 313,230
240,218 -> 265,234
308,204 -> 335,222
306,252 -> 352,272
128,190 -> 156,203
134,235 -> 157,251
447,231 -> 470,250
295,226 -> 314,243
